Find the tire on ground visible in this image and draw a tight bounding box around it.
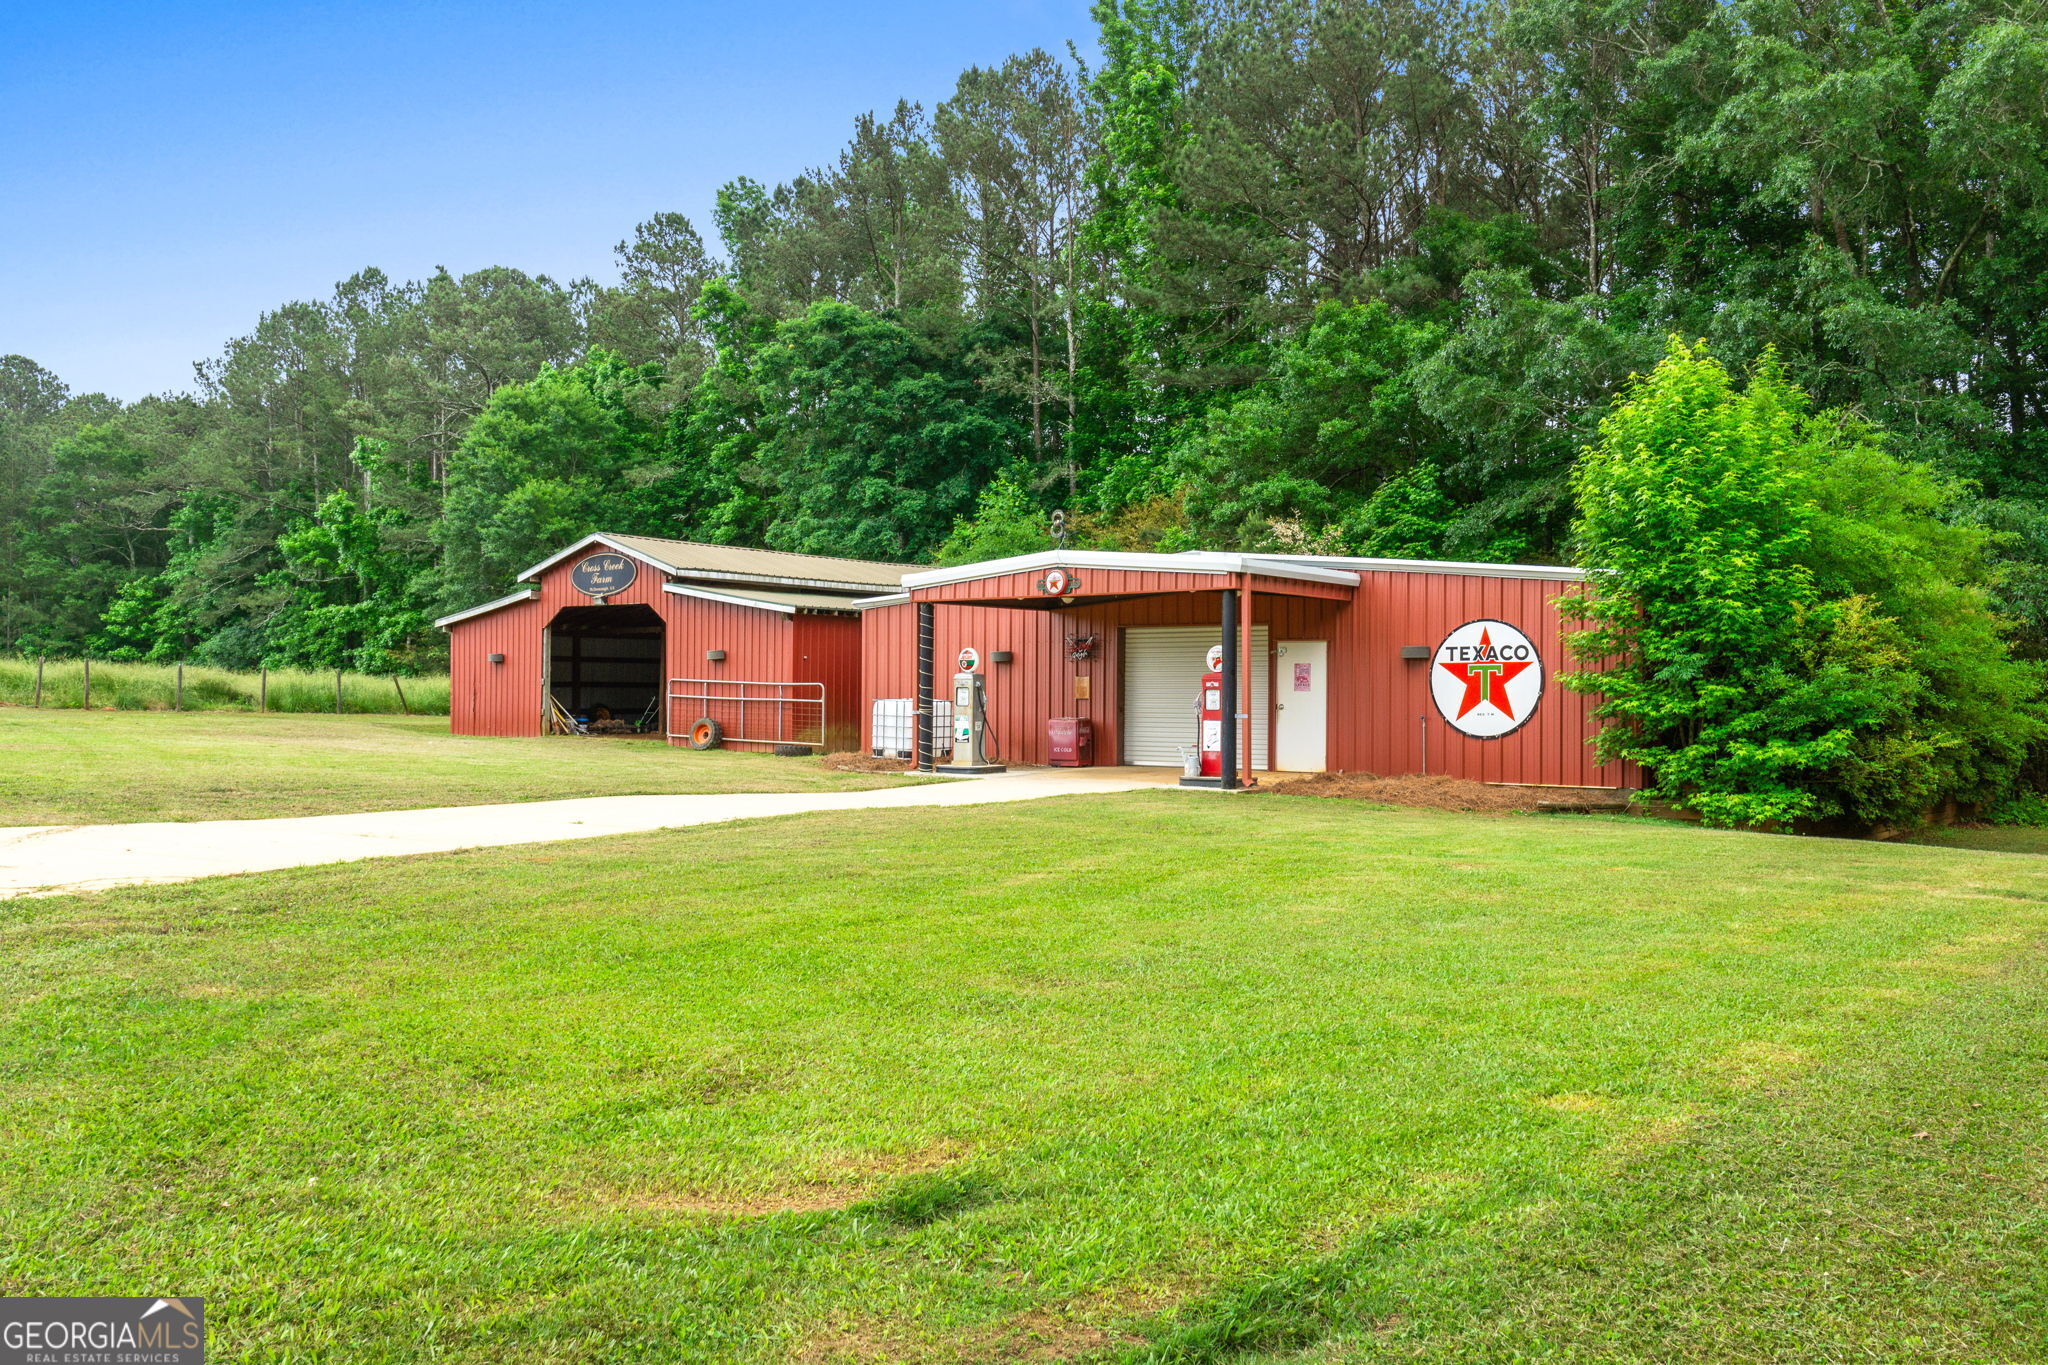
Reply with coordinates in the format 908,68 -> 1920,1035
773,743 -> 812,758
686,717 -> 724,750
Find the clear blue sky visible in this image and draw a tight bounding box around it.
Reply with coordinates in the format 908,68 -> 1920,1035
1,1 -> 1098,401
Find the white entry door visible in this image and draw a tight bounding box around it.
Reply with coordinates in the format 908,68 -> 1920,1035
1273,640 -> 1328,772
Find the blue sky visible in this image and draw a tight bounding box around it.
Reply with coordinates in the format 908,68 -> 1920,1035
1,1 -> 1098,401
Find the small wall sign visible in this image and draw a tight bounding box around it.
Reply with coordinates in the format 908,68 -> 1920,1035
571,553 -> 637,599
1430,619 -> 1544,738
957,646 -> 981,672
1038,567 -> 1079,595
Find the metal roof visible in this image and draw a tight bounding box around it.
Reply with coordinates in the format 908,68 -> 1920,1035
662,583 -> 865,615
1240,552 -> 1587,582
900,549 -> 1362,591
519,532 -> 915,590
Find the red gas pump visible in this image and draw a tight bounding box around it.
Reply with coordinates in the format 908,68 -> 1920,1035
1198,643 -> 1225,778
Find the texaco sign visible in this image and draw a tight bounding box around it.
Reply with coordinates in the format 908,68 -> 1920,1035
1430,619 -> 1544,738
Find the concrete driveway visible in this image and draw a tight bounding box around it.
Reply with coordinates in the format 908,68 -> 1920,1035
0,768 -> 1170,899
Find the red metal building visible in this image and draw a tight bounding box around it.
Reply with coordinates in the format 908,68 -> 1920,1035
857,550 -> 1635,789
436,533 -> 909,751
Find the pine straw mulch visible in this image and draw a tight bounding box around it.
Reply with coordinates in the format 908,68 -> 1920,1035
1255,771 -> 1635,814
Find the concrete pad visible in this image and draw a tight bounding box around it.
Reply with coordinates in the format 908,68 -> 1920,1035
0,768 -> 1163,900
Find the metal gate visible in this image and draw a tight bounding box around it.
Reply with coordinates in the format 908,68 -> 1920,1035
1120,625 -> 1269,767
667,679 -> 825,749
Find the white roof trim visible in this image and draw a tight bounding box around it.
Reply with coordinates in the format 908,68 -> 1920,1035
662,583 -> 796,614
1222,552 -> 1587,582
517,533 -> 674,584
434,588 -> 540,629
900,549 -> 1360,592
850,592 -> 912,609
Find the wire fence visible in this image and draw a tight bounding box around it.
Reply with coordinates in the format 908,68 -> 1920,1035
0,656 -> 451,715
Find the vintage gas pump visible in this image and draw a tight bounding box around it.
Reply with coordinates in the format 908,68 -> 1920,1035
1197,643 -> 1225,778
936,646 -> 1006,775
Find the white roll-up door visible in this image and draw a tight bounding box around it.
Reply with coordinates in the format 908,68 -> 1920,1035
1121,625 -> 1268,767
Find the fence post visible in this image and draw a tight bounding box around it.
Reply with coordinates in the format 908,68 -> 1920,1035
392,675 -> 409,715
176,663 -> 184,711
33,658 -> 42,708
82,658 -> 91,710
335,669 -> 344,715
259,667 -> 267,713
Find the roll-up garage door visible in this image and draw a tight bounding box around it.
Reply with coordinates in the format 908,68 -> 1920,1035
1121,625 -> 1268,767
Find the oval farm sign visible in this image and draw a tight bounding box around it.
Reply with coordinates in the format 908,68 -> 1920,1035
1430,619 -> 1544,739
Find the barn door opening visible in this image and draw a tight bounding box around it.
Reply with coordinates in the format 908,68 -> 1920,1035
545,603 -> 664,735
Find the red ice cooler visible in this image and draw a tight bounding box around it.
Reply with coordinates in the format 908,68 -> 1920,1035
1047,716 -> 1093,767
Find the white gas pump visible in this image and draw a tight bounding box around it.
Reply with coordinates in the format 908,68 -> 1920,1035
936,646 -> 1006,775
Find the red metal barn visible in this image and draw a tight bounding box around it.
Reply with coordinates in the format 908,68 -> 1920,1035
437,534 -> 909,751
858,551 -> 1635,789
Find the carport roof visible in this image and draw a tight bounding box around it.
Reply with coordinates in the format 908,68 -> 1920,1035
900,550 -> 1362,592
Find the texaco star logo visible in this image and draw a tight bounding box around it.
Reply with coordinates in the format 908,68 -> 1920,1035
1430,619 -> 1544,738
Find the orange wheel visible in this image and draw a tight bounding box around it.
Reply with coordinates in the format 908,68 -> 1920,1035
686,717 -> 724,750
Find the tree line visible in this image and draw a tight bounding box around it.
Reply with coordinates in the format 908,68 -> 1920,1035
5,0 -> 2046,688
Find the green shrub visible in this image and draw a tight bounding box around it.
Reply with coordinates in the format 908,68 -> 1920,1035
1566,340 -> 2046,828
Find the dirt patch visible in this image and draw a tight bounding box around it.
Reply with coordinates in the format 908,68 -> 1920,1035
793,1280 -> 1178,1364
820,752 -> 918,775
1258,771 -> 1631,813
574,1138 -> 971,1221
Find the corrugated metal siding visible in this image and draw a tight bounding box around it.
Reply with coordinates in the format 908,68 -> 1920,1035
448,543 -> 875,751
791,612 -> 864,751
862,570 -> 1634,786
911,567 -> 1235,604
448,595 -> 550,736
1327,571 -> 1636,788
1122,625 -> 1270,766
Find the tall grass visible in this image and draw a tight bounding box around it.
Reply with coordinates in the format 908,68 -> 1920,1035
0,658 -> 450,715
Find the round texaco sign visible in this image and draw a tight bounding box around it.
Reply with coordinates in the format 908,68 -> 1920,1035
1430,619 -> 1544,738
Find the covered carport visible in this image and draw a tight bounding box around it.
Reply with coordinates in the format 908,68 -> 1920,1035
862,551 -> 1360,790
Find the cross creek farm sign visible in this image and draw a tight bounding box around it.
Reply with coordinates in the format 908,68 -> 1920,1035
1430,618 -> 1545,739
571,553 -> 638,600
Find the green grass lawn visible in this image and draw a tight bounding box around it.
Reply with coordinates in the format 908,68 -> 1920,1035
0,707 -> 913,825
3,793 -> 2044,1362
1901,823 -> 2048,856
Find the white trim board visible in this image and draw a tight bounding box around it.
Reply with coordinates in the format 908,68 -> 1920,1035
434,589 -> 540,629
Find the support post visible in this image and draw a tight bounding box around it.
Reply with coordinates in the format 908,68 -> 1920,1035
915,601 -> 935,772
335,669 -> 343,715
175,663 -> 184,711
259,667 -> 267,713
33,657 -> 42,708
1220,588 -> 1239,791
1239,578 -> 1255,784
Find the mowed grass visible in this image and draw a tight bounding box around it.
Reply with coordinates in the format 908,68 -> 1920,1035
2,793 -> 2045,1362
0,708 -> 913,825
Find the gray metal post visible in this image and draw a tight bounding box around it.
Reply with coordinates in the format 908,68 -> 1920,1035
259,667 -> 267,713
915,602 -> 935,772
